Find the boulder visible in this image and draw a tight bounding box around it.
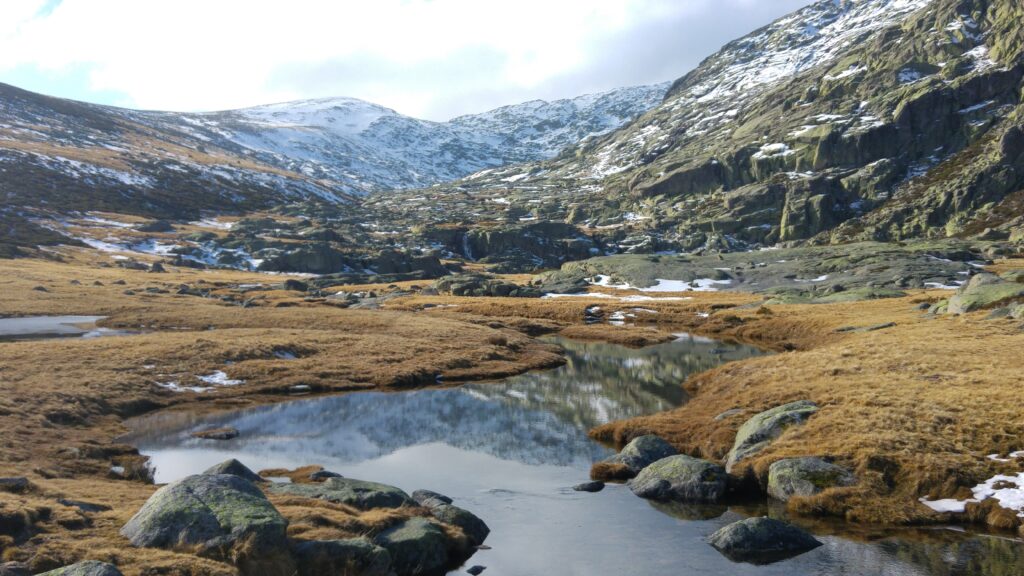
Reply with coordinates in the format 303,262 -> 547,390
203,458 -> 263,483
428,503 -> 489,546
283,279 -> 309,292
0,477 -> 29,493
767,457 -> 856,502
291,537 -> 392,576
595,435 -> 678,479
708,517 -> 822,564
38,561 -> 123,576
726,401 -> 819,472
374,517 -> 449,576
412,489 -> 453,507
628,455 -> 727,503
947,275 -> 1024,314
120,474 -> 289,564
269,477 -> 415,510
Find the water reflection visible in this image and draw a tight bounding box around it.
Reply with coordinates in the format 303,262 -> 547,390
122,335 -> 1024,576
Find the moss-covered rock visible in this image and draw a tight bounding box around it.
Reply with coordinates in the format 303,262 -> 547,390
767,457 -> 856,502
373,517 -> 450,576
726,401 -> 819,473
947,274 -> 1024,314
628,455 -> 727,503
120,474 -> 290,569
708,517 -> 822,564
269,477 -> 415,510
597,434 -> 678,477
291,537 -> 392,576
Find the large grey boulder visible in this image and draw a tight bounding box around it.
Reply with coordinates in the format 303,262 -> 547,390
767,457 -> 856,502
291,537 -> 392,576
374,517 -> 450,576
120,474 -> 289,561
947,274 -> 1024,314
599,435 -> 678,477
708,517 -> 822,564
726,401 -> 819,472
202,458 -> 263,483
428,503 -> 489,547
38,562 -> 122,576
628,455 -> 727,503
269,477 -> 414,510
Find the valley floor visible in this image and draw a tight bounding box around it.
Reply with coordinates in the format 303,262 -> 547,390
1,248 -> 1023,573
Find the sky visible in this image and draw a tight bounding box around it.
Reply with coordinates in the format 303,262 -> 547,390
0,0 -> 810,121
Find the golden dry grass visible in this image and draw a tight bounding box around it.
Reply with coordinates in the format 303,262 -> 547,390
0,256 -> 562,572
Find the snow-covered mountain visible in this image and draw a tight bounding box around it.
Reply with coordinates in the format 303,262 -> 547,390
126,84 -> 669,194
0,81 -> 668,219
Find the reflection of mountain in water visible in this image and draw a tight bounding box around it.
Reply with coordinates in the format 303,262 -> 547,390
466,335 -> 764,431
125,335 -> 764,468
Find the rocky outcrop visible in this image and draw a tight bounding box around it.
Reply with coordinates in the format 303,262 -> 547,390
291,538 -> 392,576
767,457 -> 856,502
726,401 -> 819,473
120,474 -> 290,568
708,517 -> 822,564
427,504 -> 489,547
38,561 -> 123,576
947,273 -> 1024,314
432,273 -> 541,298
628,455 -> 727,503
269,477 -> 415,510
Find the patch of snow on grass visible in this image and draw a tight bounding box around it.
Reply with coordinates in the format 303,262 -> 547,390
197,371 -> 244,386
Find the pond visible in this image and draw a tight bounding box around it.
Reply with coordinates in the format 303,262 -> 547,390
122,335 -> 1024,575
0,315 -> 135,341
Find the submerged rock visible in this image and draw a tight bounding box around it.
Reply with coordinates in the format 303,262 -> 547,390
191,427 -> 240,441
203,458 -> 263,483
120,474 -> 289,563
38,561 -> 123,576
573,481 -> 605,493
767,457 -> 856,502
374,517 -> 450,576
308,470 -> 343,481
628,455 -> 727,503
708,517 -> 822,564
291,537 -> 392,576
726,401 -> 819,472
593,435 -> 678,479
269,477 -> 415,510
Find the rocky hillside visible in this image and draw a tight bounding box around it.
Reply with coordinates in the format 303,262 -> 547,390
0,81 -> 667,219
394,0 -> 1024,254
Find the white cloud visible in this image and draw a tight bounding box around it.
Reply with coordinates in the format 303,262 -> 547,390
0,0 -> 809,119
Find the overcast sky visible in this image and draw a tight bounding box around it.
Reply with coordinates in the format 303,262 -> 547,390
0,0 -> 810,121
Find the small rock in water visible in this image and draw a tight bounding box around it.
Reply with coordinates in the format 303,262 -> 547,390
467,566 -> 487,575
573,481 -> 605,493
190,427 -> 239,440
309,470 -> 343,481
412,489 -> 453,507
628,455 -> 726,503
708,517 -> 822,564
592,435 -> 677,480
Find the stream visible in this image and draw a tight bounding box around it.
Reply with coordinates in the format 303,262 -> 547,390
121,335 -> 1024,575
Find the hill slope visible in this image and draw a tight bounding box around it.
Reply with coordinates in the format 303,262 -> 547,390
0,81 -> 668,220
386,0 -> 1024,255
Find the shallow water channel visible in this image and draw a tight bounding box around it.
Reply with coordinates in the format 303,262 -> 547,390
0,315 -> 134,341
123,335 -> 1024,575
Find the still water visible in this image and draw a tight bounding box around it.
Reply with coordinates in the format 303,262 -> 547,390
0,315 -> 134,341
122,335 -> 1024,576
